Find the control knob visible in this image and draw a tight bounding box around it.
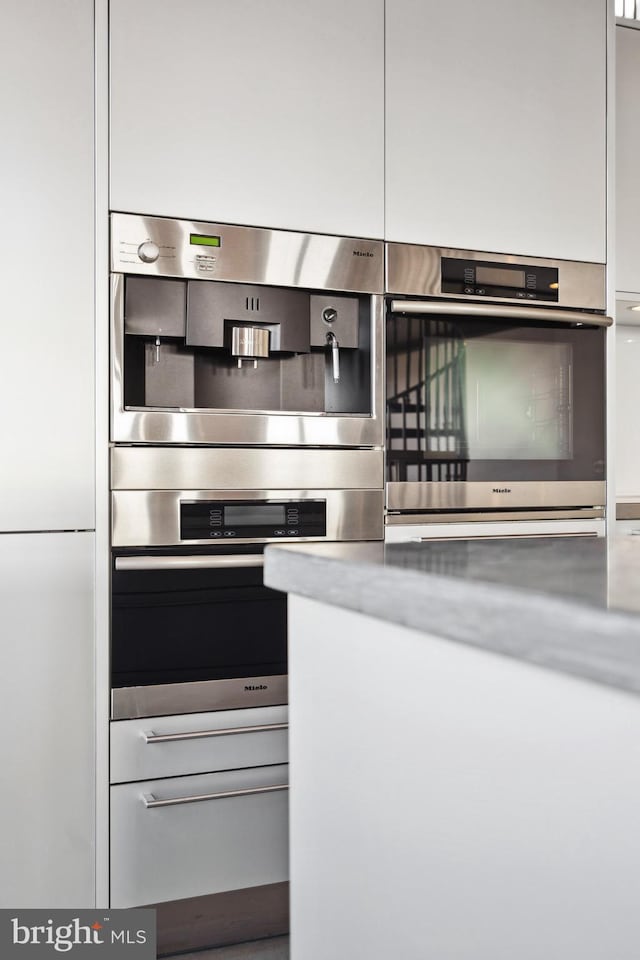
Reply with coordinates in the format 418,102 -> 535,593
137,240 -> 160,263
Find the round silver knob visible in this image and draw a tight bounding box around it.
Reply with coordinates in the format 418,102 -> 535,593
137,240 -> 160,263
323,307 -> 337,324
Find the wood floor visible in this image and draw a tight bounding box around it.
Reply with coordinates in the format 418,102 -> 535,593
169,935 -> 290,959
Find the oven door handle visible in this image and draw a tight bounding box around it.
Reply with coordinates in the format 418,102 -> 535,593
142,782 -> 289,808
114,554 -> 264,571
388,300 -> 613,327
142,721 -> 288,744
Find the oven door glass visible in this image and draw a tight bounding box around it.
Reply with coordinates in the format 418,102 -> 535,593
111,556 -> 287,688
386,314 -> 605,483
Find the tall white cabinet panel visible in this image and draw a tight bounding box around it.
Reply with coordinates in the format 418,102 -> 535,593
386,0 -> 607,261
0,0 -> 94,531
0,533 -> 95,907
615,323 -> 640,499
616,26 -> 640,294
110,0 -> 384,239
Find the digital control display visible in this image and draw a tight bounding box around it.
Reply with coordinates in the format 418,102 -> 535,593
225,504 -> 285,527
190,234 -> 221,247
180,499 -> 327,540
475,266 -> 525,289
441,257 -> 559,302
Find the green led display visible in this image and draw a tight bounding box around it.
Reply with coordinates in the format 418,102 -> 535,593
190,234 -> 221,247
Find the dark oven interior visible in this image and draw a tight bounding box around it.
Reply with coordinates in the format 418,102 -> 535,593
111,547 -> 287,689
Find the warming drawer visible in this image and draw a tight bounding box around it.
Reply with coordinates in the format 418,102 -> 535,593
110,706 -> 289,784
110,764 -> 289,908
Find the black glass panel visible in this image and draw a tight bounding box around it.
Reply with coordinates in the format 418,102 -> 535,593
111,559 -> 287,688
386,311 -> 605,483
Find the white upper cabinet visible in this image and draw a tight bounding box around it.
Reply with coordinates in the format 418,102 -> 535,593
110,0 -> 384,239
0,0 -> 95,531
385,0 -> 607,261
616,26 -> 640,294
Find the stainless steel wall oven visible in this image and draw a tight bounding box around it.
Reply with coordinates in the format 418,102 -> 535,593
385,243 -> 611,533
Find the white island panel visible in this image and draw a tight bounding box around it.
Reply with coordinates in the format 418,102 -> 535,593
288,596 -> 640,960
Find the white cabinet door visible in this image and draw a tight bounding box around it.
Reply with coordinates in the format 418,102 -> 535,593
111,705 -> 289,784
111,764 -> 288,907
0,0 -> 94,531
110,0 -> 384,239
0,533 -> 95,908
616,26 -> 640,294
615,322 -> 640,498
385,0 -> 607,261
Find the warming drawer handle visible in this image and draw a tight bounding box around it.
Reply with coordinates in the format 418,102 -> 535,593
142,721 -> 289,744
115,554 -> 265,571
388,299 -> 613,327
142,783 -> 289,808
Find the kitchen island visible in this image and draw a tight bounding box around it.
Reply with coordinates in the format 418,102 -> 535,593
264,536 -> 640,960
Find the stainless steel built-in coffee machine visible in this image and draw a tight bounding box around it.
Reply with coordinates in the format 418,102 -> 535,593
111,213 -> 384,447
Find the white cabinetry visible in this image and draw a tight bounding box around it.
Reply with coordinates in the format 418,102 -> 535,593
616,26 -> 640,294
385,0 -> 607,260
0,533 -> 95,908
110,705 -> 289,783
110,706 -> 289,908
615,321 -> 640,499
110,0 -> 384,239
0,0 -> 94,531
288,596 -> 640,960
111,764 -> 289,908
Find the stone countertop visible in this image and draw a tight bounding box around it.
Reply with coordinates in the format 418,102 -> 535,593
263,535 -> 640,698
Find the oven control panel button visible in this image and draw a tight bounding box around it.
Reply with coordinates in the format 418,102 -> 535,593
137,240 -> 160,263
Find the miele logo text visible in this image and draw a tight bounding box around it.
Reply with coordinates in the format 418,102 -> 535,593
3,909 -> 156,957
245,684 -> 268,691
352,250 -> 374,258
492,487 -> 512,494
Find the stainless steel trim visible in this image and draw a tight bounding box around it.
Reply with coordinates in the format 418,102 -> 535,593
142,783 -> 289,809
111,675 -> 288,720
142,722 -> 288,744
111,446 -> 384,491
112,488 -> 384,547
115,554 -> 264,571
617,501 -> 640,520
386,481 -> 606,512
112,213 -> 384,293
386,242 -> 606,311
407,531 -> 599,542
389,299 -> 612,327
111,276 -> 385,447
386,508 -> 605,525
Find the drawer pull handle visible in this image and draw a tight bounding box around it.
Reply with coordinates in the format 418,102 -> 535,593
142,721 -> 288,744
143,783 -> 289,808
115,554 -> 265,571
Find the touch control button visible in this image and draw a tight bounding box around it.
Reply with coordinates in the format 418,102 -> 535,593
137,240 -> 160,263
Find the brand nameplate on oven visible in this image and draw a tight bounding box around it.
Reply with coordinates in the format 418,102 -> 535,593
180,500 -> 327,540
